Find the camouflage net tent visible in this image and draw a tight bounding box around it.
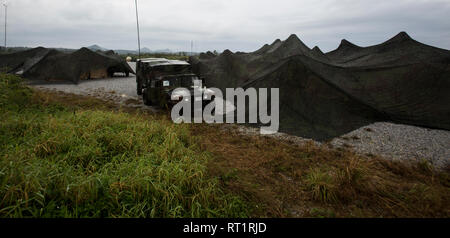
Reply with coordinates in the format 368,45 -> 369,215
0,47 -> 53,73
190,32 -> 450,141
0,47 -> 134,83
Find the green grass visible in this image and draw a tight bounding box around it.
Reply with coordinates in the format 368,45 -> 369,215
0,74 -> 248,218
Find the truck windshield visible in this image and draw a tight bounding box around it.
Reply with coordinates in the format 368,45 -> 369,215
157,65 -> 191,75
164,75 -> 199,88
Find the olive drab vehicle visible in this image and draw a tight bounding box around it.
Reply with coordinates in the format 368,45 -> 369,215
136,58 -> 214,108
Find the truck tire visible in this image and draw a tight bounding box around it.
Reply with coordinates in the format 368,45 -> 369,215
137,81 -> 143,95
143,88 -> 152,106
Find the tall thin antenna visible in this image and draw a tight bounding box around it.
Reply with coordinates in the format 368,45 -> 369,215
3,3 -> 7,51
190,40 -> 193,56
134,0 -> 141,59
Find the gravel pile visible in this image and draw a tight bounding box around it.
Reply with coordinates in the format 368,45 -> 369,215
330,122 -> 450,170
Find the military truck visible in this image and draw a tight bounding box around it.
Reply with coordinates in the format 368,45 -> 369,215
136,58 -> 214,108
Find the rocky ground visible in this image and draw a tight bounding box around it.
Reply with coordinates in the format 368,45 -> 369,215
30,76 -> 450,171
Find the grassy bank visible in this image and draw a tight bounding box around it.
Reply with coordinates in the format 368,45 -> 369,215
0,74 -> 248,218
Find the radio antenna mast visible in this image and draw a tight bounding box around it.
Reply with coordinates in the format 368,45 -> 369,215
3,2 -> 7,51
134,0 -> 141,59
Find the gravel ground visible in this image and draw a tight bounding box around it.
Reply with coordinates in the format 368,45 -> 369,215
29,70 -> 450,171
32,76 -> 141,103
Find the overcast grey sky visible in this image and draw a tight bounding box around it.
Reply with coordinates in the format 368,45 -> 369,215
3,0 -> 450,52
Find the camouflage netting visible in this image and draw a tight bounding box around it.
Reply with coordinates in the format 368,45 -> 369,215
190,32 -> 450,140
0,47 -> 51,73
0,47 -> 134,83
